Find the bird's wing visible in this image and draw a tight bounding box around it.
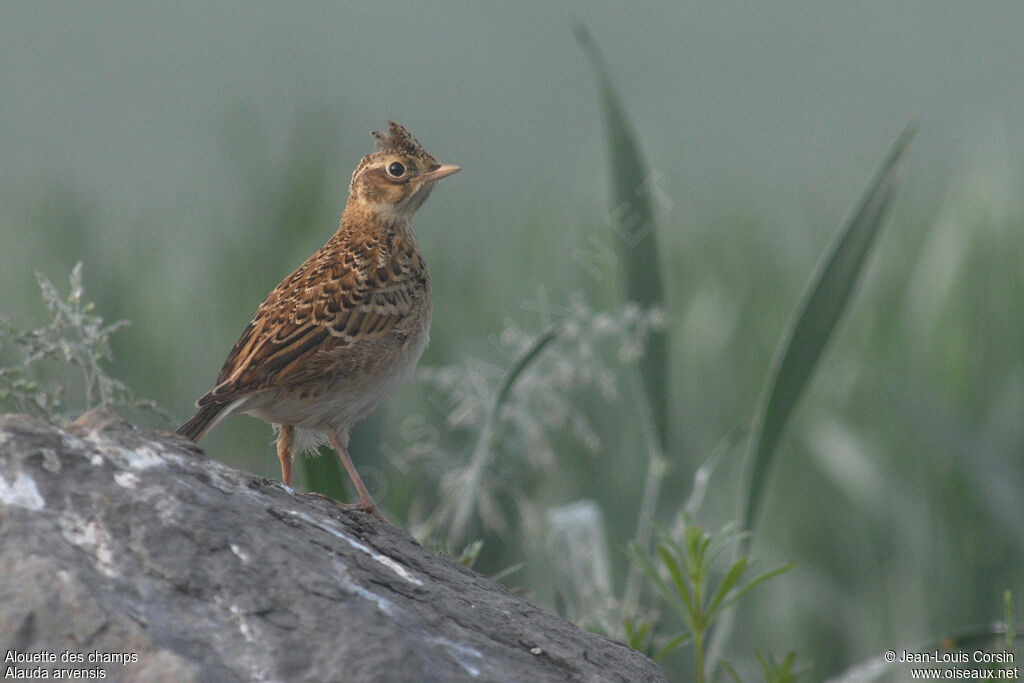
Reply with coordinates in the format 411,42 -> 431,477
198,230 -> 426,405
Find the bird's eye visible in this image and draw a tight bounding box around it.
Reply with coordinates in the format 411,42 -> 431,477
386,161 -> 406,178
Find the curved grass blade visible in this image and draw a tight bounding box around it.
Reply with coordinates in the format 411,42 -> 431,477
575,24 -> 670,452
446,324 -> 561,543
739,122 -> 917,538
492,325 -> 561,412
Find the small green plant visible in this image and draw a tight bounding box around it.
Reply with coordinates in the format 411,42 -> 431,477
427,538 -> 485,569
0,262 -> 170,423
755,651 -> 806,683
628,520 -> 792,682
623,617 -> 656,658
454,539 -> 484,568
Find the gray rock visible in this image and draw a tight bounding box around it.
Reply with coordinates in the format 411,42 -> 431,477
0,410 -> 664,683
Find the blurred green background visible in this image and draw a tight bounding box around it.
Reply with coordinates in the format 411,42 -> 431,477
2,2 -> 1023,680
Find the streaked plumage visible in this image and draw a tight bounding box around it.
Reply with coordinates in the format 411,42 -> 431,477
178,121 -> 459,519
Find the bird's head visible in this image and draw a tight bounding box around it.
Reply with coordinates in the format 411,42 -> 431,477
347,121 -> 460,222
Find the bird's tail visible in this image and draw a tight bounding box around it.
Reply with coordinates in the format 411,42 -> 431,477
177,402 -> 227,442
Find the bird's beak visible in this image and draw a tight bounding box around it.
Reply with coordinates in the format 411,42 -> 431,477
417,163 -> 461,183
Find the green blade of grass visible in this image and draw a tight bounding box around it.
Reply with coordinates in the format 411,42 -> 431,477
739,121 -> 917,537
707,557 -> 748,617
720,563 -> 794,612
627,542 -> 673,599
576,24 -> 670,453
493,325 -> 561,411
657,544 -> 695,614
655,633 -> 694,661
628,542 -> 691,622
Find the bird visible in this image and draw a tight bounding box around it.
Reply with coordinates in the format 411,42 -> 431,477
177,121 -> 459,520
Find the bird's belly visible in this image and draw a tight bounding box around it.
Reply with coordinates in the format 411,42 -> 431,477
242,327 -> 429,439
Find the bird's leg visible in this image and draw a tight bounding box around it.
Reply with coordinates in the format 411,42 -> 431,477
328,430 -> 386,522
277,424 -> 295,488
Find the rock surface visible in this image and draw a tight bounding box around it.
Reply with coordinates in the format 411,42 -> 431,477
0,410 -> 664,683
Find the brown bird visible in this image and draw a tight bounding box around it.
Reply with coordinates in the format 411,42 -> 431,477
178,121 -> 459,519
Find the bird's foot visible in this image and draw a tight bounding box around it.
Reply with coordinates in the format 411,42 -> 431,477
333,499 -> 389,523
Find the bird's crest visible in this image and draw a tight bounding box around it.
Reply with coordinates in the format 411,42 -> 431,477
371,120 -> 427,158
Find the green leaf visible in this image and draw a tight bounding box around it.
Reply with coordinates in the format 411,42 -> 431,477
707,557 -> 748,617
623,617 -> 651,651
757,650 -> 805,683
490,562 -> 524,583
576,24 -> 670,453
655,632 -> 693,661
684,524 -> 706,565
628,542 -> 673,603
658,544 -> 694,615
719,660 -> 743,683
722,563 -> 794,611
628,542 -> 663,585
739,121 -> 917,537
630,542 -> 691,622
